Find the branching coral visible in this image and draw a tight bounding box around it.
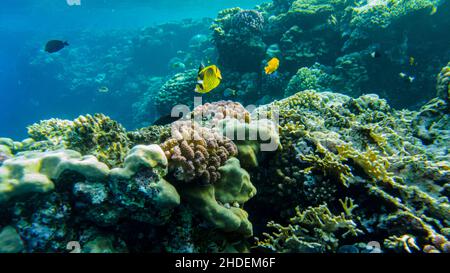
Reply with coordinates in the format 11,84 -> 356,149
160,120 -> 238,185
249,90 -> 449,252
257,198 -> 363,252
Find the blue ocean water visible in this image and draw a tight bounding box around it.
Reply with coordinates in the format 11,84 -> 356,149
0,0 -> 265,139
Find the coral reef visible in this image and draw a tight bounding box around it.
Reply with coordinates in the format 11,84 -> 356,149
212,8 -> 266,72
1,0 -> 449,254
154,69 -> 198,115
285,64 -> 332,96
248,90 -> 449,253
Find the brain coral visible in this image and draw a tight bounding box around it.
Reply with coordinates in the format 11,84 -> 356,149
160,120 -> 238,185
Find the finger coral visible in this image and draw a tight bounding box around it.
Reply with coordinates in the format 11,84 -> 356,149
160,120 -> 238,185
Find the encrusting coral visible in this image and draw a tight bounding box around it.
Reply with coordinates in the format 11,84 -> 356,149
108,145 -> 180,224
218,118 -> 281,169
0,149 -> 109,204
180,158 -> 257,237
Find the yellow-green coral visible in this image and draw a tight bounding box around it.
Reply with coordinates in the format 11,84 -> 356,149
257,199 -> 362,252
178,158 -> 256,237
25,114 -> 131,168
219,118 -> 281,168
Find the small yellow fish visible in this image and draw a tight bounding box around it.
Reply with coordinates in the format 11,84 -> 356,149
265,57 -> 280,75
430,5 -> 437,15
328,14 -> 337,25
409,57 -> 416,66
195,64 -> 222,94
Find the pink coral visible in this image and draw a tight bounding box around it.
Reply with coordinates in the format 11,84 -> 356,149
160,120 -> 238,185
191,100 -> 251,129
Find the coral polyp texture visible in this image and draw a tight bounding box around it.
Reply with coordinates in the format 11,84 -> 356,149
160,120 -> 238,185
190,100 -> 251,128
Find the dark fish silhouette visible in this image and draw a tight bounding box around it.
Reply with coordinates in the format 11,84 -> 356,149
152,114 -> 182,126
370,51 -> 381,58
45,40 -> 69,53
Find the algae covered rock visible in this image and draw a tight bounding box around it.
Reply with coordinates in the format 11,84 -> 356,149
0,226 -> 25,253
26,114 -> 131,168
109,145 -> 180,224
212,8 -> 266,72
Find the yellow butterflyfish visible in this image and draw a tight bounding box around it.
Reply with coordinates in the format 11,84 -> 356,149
430,5 -> 437,15
265,57 -> 280,75
195,64 -> 222,94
